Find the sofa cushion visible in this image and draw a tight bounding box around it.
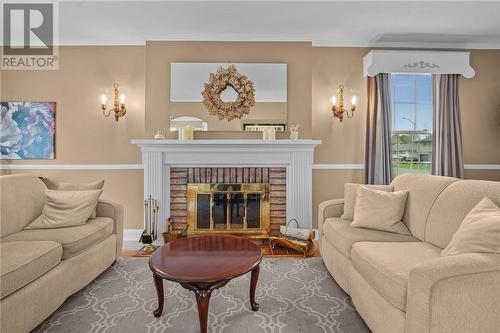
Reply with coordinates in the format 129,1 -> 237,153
425,180 -> 500,249
58,180 -> 105,218
26,189 -> 103,229
0,175 -> 47,237
0,241 -> 62,299
341,183 -> 393,220
390,174 -> 458,240
322,217 -> 418,258
442,197 -> 500,256
351,241 -> 441,311
2,217 -> 113,259
352,187 -> 410,235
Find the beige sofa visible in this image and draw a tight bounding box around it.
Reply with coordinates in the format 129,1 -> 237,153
318,174 -> 500,333
0,175 -> 124,333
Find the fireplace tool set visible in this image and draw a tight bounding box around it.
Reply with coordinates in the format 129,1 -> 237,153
139,195 -> 160,253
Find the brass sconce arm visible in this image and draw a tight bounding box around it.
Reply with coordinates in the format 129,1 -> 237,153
331,84 -> 357,122
100,83 -> 127,122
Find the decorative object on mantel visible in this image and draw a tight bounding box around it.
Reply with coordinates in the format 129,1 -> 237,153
331,85 -> 357,122
289,123 -> 300,140
0,102 -> 56,159
262,127 -> 276,140
243,124 -> 286,132
201,64 -> 256,121
154,129 -> 166,140
269,219 -> 315,257
177,125 -> 194,140
100,83 -> 126,121
139,195 -> 160,253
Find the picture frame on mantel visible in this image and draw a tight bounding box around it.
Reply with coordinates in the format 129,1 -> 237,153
0,102 -> 56,160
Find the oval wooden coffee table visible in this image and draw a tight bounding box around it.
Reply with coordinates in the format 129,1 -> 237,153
149,235 -> 262,333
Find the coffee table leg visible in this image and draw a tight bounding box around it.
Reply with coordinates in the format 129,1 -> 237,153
250,265 -> 260,311
194,289 -> 212,333
153,273 -> 164,317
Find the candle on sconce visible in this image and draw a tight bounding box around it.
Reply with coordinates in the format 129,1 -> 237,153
351,95 -> 357,107
331,95 -> 337,107
100,94 -> 107,107
120,93 -> 126,105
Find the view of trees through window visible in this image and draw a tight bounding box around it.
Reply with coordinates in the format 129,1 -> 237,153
391,74 -> 432,177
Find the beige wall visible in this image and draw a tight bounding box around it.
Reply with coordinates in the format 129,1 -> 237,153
2,43 -> 499,231
145,41 -> 312,138
1,46 -> 145,229
1,46 -> 145,164
310,48 -> 500,226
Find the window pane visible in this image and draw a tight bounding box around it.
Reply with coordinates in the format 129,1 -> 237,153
416,75 -> 432,103
416,103 -> 432,132
392,75 -> 415,102
393,103 -> 415,131
391,133 -> 432,177
390,74 -> 433,179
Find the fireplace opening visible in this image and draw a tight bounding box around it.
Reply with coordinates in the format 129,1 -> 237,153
187,183 -> 270,236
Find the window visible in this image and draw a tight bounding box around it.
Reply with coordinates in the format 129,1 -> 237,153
390,74 -> 432,177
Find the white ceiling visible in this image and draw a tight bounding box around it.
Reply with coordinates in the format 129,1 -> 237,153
58,1 -> 500,49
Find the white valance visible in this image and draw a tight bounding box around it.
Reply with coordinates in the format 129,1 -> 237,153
363,50 -> 475,78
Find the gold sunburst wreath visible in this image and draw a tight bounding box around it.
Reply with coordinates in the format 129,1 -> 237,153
201,65 -> 256,121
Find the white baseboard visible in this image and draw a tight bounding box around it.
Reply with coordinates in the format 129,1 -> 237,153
123,229 -> 143,241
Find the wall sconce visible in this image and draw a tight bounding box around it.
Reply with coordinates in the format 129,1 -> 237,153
331,85 -> 357,122
100,83 -> 126,122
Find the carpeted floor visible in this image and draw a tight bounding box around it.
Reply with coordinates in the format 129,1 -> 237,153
33,257 -> 370,333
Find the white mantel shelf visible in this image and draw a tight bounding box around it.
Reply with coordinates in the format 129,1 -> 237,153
132,139 -> 321,149
132,139 -> 321,232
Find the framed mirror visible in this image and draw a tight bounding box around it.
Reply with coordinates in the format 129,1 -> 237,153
170,63 -> 287,132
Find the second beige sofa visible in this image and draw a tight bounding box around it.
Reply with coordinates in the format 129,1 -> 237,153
318,174 -> 500,333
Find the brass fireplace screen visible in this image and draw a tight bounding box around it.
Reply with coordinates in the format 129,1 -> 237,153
187,183 -> 270,236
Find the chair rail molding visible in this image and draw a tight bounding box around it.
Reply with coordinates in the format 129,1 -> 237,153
363,50 -> 475,78
1,163 -> 498,170
0,164 -> 143,170
132,139 -> 321,233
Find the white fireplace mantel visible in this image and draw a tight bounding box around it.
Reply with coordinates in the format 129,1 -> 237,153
132,139 -> 321,233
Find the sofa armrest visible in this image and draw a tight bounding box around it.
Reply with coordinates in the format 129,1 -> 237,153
96,199 -> 124,257
317,199 -> 344,239
406,253 -> 500,333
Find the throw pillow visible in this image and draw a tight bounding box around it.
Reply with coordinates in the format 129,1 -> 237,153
57,180 -> 104,218
351,186 -> 410,235
25,190 -> 103,229
442,197 -> 500,256
341,183 -> 394,220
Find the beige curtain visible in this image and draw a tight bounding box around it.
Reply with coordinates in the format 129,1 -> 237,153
432,74 -> 464,179
365,73 -> 393,185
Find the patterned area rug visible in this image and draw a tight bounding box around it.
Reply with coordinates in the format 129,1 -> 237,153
33,257 -> 370,333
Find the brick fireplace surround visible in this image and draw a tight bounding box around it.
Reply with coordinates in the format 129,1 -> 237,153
170,167 -> 286,235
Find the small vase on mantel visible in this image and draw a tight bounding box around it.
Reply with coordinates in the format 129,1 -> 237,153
289,123 -> 300,140
154,129 -> 166,140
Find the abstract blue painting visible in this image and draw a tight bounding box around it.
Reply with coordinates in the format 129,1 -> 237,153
0,102 -> 56,159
